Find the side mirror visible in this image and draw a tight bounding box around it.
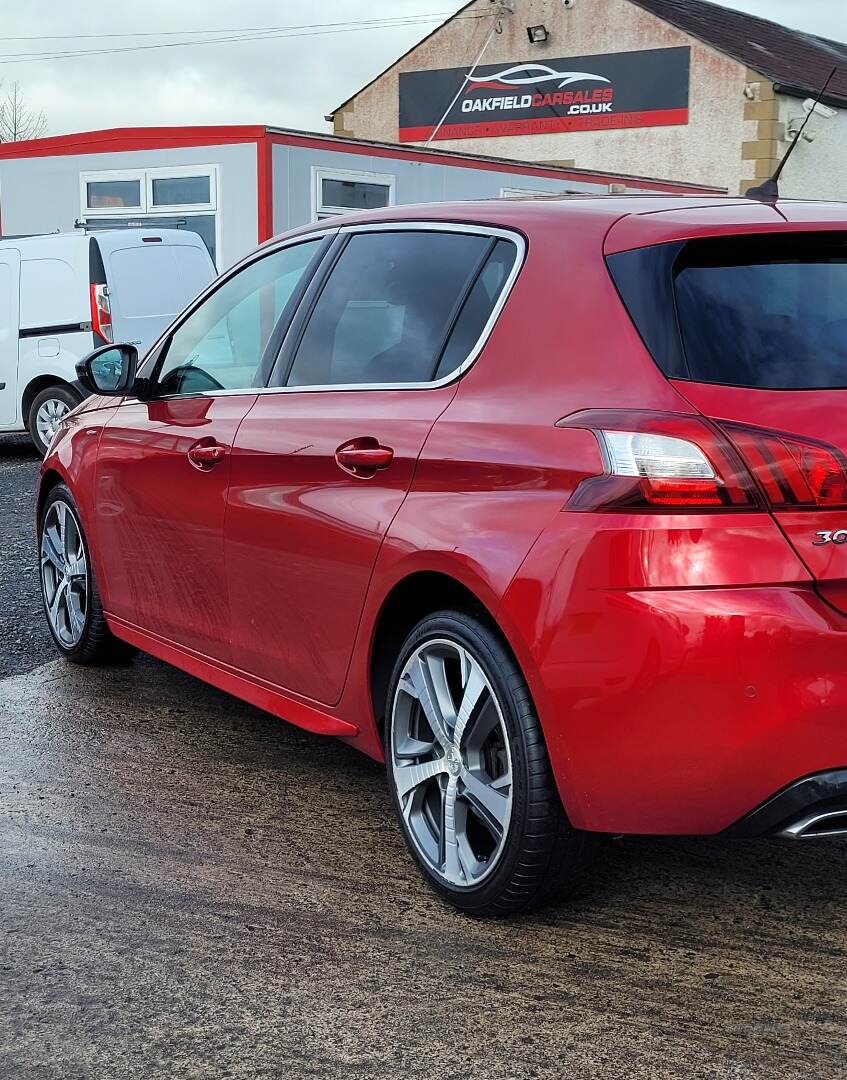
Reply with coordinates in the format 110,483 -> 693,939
76,343 -> 139,396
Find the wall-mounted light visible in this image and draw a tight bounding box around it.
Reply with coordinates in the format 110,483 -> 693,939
526,24 -> 549,44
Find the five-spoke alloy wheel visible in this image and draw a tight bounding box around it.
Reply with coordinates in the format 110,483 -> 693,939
390,637 -> 513,890
41,498 -> 88,649
38,484 -> 136,665
386,610 -> 596,916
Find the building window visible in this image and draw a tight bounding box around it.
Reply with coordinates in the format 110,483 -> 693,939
312,166 -> 395,221
80,165 -> 219,265
86,178 -> 142,210
151,175 -> 211,207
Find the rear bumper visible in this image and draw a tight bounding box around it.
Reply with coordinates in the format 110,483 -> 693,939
724,769 -> 847,839
501,512 -> 847,835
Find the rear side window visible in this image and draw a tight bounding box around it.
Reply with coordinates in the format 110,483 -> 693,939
608,232 -> 847,390
282,230 -> 512,388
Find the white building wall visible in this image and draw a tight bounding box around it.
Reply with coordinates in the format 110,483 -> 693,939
776,94 -> 847,200
0,143 -> 258,269
335,0 -> 759,192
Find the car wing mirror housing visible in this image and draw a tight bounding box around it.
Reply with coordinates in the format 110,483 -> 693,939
76,342 -> 142,397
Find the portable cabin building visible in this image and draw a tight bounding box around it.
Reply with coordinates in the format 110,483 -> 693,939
0,125 -> 722,270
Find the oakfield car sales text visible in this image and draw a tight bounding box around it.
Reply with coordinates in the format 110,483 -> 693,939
461,88 -> 615,114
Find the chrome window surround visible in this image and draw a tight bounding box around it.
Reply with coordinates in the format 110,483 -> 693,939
138,220 -> 526,398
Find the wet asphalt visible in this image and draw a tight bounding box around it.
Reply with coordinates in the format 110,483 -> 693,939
2,435 -> 847,1079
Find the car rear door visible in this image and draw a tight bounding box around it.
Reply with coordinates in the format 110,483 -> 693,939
225,224 -> 521,705
0,246 -> 20,426
94,236 -> 329,661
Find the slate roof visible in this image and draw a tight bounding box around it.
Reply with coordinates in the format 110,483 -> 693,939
632,0 -> 847,106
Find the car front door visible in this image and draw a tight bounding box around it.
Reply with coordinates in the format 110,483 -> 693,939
225,225 -> 519,705
93,236 -> 329,660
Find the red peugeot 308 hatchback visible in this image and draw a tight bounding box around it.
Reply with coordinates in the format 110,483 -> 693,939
39,197 -> 847,915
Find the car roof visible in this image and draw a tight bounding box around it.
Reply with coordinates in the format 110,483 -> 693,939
266,195 -> 847,254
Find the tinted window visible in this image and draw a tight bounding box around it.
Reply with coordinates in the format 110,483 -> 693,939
434,239 -> 516,379
152,175 -> 211,206
674,234 -> 847,388
283,231 -> 491,387
86,179 -> 141,209
156,239 -> 322,397
321,178 -> 390,212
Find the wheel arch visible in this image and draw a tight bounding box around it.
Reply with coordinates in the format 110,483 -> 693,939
22,375 -> 80,424
37,468 -> 66,527
369,570 -> 516,741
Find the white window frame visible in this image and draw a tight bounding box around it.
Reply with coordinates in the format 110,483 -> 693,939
146,164 -> 217,214
311,165 -> 395,222
80,164 -> 221,266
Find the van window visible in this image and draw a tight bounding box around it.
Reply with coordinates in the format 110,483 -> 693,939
107,244 -> 213,318
19,259 -> 81,328
283,230 -> 492,387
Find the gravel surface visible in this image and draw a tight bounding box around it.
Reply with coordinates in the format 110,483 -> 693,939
2,436 -> 847,1079
0,435 -> 53,677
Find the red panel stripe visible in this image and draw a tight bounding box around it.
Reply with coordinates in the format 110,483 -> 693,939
256,134 -> 273,243
0,125 -> 268,159
399,108 -> 690,143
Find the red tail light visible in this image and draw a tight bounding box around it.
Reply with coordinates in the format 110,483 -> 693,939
717,422 -> 847,509
561,411 -> 847,514
559,411 -> 760,512
89,283 -> 113,344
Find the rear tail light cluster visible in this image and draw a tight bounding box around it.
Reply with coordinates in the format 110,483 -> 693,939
89,283 -> 113,343
560,410 -> 847,512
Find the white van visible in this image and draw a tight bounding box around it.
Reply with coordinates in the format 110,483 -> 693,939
0,228 -> 216,452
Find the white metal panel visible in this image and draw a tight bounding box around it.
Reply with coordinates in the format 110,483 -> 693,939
0,247 -> 20,426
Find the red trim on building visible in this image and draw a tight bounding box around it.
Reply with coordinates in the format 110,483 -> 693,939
399,108 -> 691,143
256,135 -> 273,243
0,126 -> 267,159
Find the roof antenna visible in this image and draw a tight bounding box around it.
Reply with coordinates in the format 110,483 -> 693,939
746,66 -> 837,201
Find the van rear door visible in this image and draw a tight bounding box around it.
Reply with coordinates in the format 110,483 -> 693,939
0,247 -> 20,426
94,230 -> 215,353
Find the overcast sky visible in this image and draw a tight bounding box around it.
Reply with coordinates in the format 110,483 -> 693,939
0,0 -> 844,138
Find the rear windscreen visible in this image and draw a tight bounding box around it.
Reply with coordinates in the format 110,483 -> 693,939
608,232 -> 847,390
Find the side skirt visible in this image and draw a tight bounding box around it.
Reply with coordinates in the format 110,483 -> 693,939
106,613 -> 359,738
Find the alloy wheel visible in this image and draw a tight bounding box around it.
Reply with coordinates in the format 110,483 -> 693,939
35,398 -> 70,448
390,638 -> 513,889
41,500 -> 88,648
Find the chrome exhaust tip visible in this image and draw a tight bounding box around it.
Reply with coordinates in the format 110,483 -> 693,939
777,809 -> 847,840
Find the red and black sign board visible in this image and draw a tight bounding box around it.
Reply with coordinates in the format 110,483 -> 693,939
398,46 -> 690,142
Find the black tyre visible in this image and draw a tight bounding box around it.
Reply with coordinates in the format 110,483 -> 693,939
39,483 -> 136,665
28,384 -> 81,456
385,609 -> 597,916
